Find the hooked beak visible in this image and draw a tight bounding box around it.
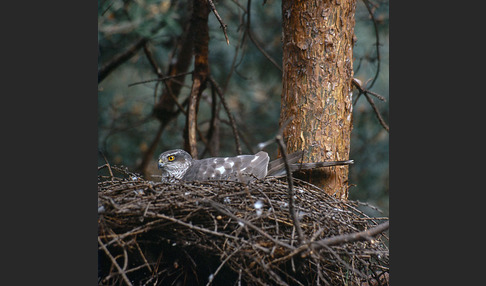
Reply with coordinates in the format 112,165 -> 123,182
158,160 -> 164,169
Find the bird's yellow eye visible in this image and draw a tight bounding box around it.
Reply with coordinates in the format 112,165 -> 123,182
167,155 -> 175,162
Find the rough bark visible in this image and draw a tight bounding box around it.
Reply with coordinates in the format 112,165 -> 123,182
281,0 -> 356,199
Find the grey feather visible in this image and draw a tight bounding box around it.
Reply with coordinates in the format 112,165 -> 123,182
158,149 -> 269,183
267,151 -> 354,177
157,149 -> 353,183
267,151 -> 304,176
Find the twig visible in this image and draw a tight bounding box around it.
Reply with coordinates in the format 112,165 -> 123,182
352,78 -> 389,132
137,20 -> 194,177
205,200 -> 295,250
269,221 -> 389,266
98,37 -> 147,83
98,237 -> 134,286
322,245 -> 368,280
145,210 -> 272,253
186,78 -> 203,158
137,121 -> 166,177
206,245 -> 242,286
352,78 -> 386,102
257,117 -> 293,151
255,188 -> 279,235
208,75 -> 242,155
143,43 -> 163,76
133,239 -> 152,272
203,83 -> 220,157
98,175 -> 389,284
208,0 -> 230,45
238,268 -> 242,286
101,1 -> 114,16
128,71 -> 193,87
222,24 -> 244,91
361,0 -> 381,90
245,0 -> 282,71
311,221 -> 389,248
363,92 -> 389,132
219,119 -> 255,154
99,219 -> 166,249
121,246 -> 129,271
275,134 -> 305,245
269,116 -> 304,245
98,150 -> 114,179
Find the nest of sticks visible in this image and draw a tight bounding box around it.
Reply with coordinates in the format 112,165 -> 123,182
98,166 -> 389,286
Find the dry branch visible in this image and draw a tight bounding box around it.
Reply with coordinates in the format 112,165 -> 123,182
208,0 -> 230,45
98,167 -> 389,285
185,0 -> 211,158
245,0 -> 282,71
98,38 -> 147,83
352,78 -> 389,132
208,76 -> 242,155
275,134 -> 304,245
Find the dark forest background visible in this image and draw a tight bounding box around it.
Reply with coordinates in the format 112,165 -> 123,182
97,0 -> 389,216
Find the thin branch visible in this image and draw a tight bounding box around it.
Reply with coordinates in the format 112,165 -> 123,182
352,78 -> 386,102
142,43 -> 163,77
206,245 -> 242,286
208,0 -> 230,45
101,1 -> 115,16
219,119 -> 255,154
205,199 -> 295,250
223,23 -> 244,92
204,84 -> 220,157
269,221 -> 389,266
246,0 -> 281,71
230,0 -> 247,12
133,238 -> 153,272
98,237 -> 134,286
128,71 -> 193,87
321,245 -> 368,280
137,38 -> 180,174
137,18 -> 194,177
99,219 -> 167,249
145,211 -> 271,253
98,149 -> 114,179
186,78 -> 203,158
311,221 -> 389,248
138,121 -> 166,176
257,117 -> 293,151
352,78 -> 389,132
275,134 -> 305,245
363,92 -> 389,132
208,75 -> 242,155
361,0 -> 381,90
98,37 -> 147,83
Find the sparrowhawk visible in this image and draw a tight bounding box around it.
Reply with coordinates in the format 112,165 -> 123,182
157,149 -> 353,183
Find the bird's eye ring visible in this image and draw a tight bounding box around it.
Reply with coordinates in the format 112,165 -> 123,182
167,155 -> 175,161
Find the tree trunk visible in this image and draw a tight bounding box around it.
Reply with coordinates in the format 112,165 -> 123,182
184,0 -> 210,159
281,0 -> 356,200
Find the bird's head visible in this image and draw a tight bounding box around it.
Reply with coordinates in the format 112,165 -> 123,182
157,149 -> 193,180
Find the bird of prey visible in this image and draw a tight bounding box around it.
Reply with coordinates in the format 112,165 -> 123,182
157,149 -> 353,183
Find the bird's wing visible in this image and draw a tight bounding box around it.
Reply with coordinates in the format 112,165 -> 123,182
182,151 -> 269,182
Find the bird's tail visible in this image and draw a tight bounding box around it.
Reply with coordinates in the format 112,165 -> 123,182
267,151 -> 354,177
267,151 -> 304,176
